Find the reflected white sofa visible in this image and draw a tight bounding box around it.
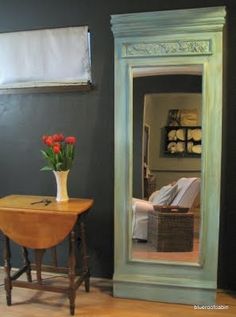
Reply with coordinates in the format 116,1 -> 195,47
132,177 -> 200,240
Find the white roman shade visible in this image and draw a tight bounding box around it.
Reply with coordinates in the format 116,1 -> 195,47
0,26 -> 91,88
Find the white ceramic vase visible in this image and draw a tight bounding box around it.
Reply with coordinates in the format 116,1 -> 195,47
53,170 -> 69,202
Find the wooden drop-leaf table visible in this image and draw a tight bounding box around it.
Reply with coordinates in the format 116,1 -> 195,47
0,195 -> 93,315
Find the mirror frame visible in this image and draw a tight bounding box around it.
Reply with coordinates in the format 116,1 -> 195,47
111,7 -> 226,305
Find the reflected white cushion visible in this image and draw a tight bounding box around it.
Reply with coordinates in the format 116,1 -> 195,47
171,177 -> 200,208
149,190 -> 159,203
150,184 -> 178,205
132,198 -> 154,240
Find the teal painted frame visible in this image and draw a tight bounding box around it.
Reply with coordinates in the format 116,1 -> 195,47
111,7 -> 226,305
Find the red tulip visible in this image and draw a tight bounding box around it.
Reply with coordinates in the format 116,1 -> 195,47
52,133 -> 64,142
42,135 -> 49,144
45,136 -> 54,147
65,136 -> 76,144
53,144 -> 61,154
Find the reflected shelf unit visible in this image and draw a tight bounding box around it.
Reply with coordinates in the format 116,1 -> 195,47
164,126 -> 201,157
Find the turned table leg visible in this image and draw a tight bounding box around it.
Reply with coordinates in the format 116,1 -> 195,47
68,230 -> 76,315
34,249 -> 45,284
79,221 -> 90,292
22,247 -> 32,282
3,235 -> 12,306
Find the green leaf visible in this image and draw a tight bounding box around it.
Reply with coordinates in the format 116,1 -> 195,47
41,150 -> 49,159
56,162 -> 63,170
40,166 -> 53,171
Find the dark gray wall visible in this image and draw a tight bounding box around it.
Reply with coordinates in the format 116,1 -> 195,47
0,0 -> 235,289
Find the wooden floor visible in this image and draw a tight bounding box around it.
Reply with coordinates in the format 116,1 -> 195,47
132,238 -> 199,262
1,270 -> 236,317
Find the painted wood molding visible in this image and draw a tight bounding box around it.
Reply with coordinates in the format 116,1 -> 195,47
111,6 -> 226,305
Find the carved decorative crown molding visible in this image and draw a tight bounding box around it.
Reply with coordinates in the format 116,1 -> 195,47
111,7 -> 226,37
123,40 -> 212,57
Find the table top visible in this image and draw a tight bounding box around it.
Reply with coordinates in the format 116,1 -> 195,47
0,195 -> 93,214
0,195 -> 94,249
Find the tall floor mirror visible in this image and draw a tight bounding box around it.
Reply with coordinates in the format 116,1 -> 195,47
111,7 -> 225,304
132,67 -> 202,264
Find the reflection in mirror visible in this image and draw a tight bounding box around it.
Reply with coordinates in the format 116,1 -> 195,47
132,66 -> 202,263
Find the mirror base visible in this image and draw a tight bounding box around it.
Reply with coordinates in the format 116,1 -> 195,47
113,278 -> 216,305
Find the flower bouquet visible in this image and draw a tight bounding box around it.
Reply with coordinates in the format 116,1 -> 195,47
41,133 -> 76,171
41,133 -> 76,202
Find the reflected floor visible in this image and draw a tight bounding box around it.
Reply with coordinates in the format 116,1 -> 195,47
132,237 -> 199,263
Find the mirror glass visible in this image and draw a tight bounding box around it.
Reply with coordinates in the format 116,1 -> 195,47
132,65 -> 202,264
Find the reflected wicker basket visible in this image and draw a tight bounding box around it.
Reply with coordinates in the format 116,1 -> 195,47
148,207 -> 194,252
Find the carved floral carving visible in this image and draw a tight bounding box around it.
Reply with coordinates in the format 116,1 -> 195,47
124,40 -> 212,57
